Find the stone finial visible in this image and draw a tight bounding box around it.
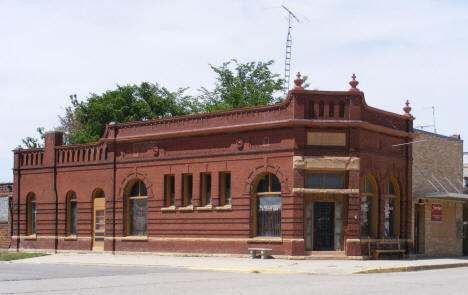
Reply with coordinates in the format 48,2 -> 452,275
294,72 -> 304,90
403,100 -> 413,118
349,73 -> 360,92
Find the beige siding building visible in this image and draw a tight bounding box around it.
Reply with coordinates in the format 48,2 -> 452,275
412,130 -> 467,257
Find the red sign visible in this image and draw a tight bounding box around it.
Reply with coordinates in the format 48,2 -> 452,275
431,204 -> 442,222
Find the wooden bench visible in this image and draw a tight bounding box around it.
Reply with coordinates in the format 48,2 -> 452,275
248,248 -> 272,259
372,249 -> 406,260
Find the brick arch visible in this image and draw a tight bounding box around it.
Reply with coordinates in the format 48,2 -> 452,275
117,171 -> 154,201
244,164 -> 289,195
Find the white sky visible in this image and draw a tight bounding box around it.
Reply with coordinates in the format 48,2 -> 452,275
1,0 -> 467,182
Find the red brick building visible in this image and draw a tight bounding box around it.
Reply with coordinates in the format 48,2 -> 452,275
11,75 -> 415,257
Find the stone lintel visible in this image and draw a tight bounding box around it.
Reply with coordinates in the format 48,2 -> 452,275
293,188 -> 360,195
293,156 -> 360,171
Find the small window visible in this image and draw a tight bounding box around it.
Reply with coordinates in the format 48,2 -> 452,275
27,193 -> 37,236
220,172 -> 231,206
66,191 -> 77,236
164,175 -> 175,207
201,173 -> 212,206
306,173 -> 343,189
182,174 -> 193,207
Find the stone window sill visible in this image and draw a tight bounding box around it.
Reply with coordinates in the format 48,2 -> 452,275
122,236 -> 148,241
64,235 -> 77,241
178,205 -> 194,212
247,237 -> 283,243
196,205 -> 213,211
161,206 -> 176,212
216,204 -> 232,211
25,234 -> 37,240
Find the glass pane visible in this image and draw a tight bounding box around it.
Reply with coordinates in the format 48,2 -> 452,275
130,181 -> 140,196
306,173 -> 343,189
70,192 -> 76,200
96,211 -> 104,217
225,173 -> 231,204
365,177 -> 373,193
360,196 -> 371,237
205,174 -> 211,205
130,198 -> 147,236
335,235 -> 342,251
306,173 -> 323,188
257,174 -> 269,193
140,182 -> 147,196
95,223 -> 105,230
389,181 -> 396,195
95,232 -> 104,237
31,203 -> 36,235
95,238 -> 104,242
96,216 -> 105,224
271,174 -> 281,192
384,198 -> 395,238
324,174 -> 343,188
95,190 -> 105,198
70,202 -> 77,235
257,195 -> 282,237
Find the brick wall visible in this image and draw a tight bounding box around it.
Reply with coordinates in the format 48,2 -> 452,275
413,130 -> 463,194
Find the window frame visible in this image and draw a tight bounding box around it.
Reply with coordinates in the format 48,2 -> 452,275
66,191 -> 77,236
361,175 -> 378,238
200,173 -> 212,207
26,193 -> 36,236
219,172 -> 231,206
384,177 -> 400,238
126,179 -> 148,236
252,173 -> 282,238
164,174 -> 175,207
182,174 -> 193,207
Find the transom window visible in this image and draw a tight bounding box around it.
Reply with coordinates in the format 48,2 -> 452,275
127,180 -> 147,236
306,172 -> 344,189
254,173 -> 282,237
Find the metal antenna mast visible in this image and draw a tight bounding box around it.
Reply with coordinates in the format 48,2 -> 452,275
282,5 -> 300,95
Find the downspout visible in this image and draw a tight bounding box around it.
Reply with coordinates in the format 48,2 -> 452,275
15,156 -> 21,251
54,148 -> 58,253
112,127 -> 117,254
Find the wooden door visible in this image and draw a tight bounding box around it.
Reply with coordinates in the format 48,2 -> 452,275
93,197 -> 105,250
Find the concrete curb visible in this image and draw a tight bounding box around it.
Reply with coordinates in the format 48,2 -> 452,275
353,262 -> 468,274
186,267 -> 308,274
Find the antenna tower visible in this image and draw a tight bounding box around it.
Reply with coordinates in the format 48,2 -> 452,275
282,5 -> 300,95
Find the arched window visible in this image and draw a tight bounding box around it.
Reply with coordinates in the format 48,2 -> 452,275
253,173 -> 282,237
385,178 -> 400,238
66,191 -> 77,236
361,175 -> 378,238
26,193 -> 37,236
127,180 -> 148,236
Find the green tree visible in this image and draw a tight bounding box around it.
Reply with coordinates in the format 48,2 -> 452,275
200,59 -> 284,112
60,83 -> 200,144
20,127 -> 45,149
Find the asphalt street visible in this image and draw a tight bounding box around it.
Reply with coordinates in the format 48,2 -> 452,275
1,263 -> 467,295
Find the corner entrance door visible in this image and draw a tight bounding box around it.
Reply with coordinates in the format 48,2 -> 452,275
93,197 -> 105,250
313,202 -> 334,251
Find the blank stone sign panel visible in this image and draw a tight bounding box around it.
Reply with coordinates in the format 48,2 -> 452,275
307,132 -> 346,146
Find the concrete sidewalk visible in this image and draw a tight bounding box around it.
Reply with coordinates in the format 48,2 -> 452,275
5,253 -> 468,274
